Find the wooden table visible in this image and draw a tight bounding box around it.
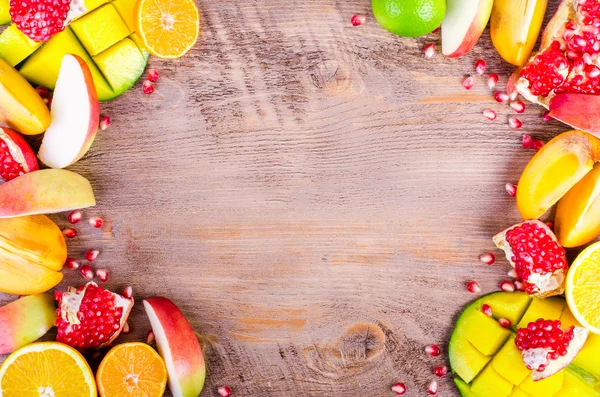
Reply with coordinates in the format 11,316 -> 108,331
0,0 -> 571,395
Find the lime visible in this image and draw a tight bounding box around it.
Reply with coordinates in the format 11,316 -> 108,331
372,0 -> 446,37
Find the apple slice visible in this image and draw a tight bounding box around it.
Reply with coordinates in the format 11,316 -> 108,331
38,54 -> 99,169
0,169 -> 96,218
144,297 -> 206,397
548,93 -> 600,136
442,0 -> 494,58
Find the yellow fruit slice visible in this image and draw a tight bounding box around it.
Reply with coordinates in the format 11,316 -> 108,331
0,342 -> 96,397
566,241 -> 600,334
135,0 -> 199,59
97,342 -> 167,397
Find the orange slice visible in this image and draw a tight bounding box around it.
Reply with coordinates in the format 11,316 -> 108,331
97,342 -> 168,397
566,241 -> 600,334
0,342 -> 96,397
134,0 -> 199,59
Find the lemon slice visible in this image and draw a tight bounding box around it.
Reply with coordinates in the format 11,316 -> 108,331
566,241 -> 600,334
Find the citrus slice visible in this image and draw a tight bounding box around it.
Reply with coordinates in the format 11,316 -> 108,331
0,342 -> 96,397
134,0 -> 199,59
566,240 -> 600,334
97,342 -> 167,397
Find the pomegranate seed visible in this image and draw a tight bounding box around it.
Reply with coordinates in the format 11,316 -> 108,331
424,43 -> 435,59
36,86 -> 49,98
142,80 -> 154,95
96,268 -> 109,282
488,73 -> 499,89
508,268 -> 518,278
508,116 -> 522,129
479,253 -> 495,265
510,101 -> 526,113
80,264 -> 94,280
475,59 -> 486,75
121,322 -> 131,334
10,0 -> 70,42
122,286 -> 133,299
391,383 -> 406,395
542,111 -> 553,121
89,217 -> 104,228
494,91 -> 510,103
463,76 -> 475,90
509,90 -> 519,101
350,14 -> 364,26
99,116 -> 111,131
427,380 -> 438,395
67,210 -> 82,224
546,221 -> 554,230
433,366 -> 448,377
505,183 -> 517,197
514,280 -> 525,291
467,281 -> 481,293
516,319 -> 576,371
482,304 -> 493,317
500,280 -> 516,292
425,344 -> 441,356
217,386 -> 232,397
498,318 -> 512,328
64,258 -> 80,270
483,109 -> 497,120
146,329 -> 156,345
522,134 -> 533,148
147,68 -> 159,82
532,139 -> 545,150
86,249 -> 100,261
62,228 -> 77,238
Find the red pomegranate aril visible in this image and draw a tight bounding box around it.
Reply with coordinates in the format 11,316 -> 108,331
99,116 -> 111,131
122,286 -> 133,299
89,217 -> 104,228
483,109 -> 497,120
463,76 -> 475,90
0,135 -> 26,180
391,383 -> 406,395
500,280 -> 516,292
36,86 -> 49,98
482,303 -> 493,317
147,68 -> 160,82
495,91 -> 510,103
142,80 -> 154,94
424,43 -> 436,59
498,318 -> 512,328
488,73 -> 499,89
64,258 -> 80,270
522,134 -> 533,148
10,0 -> 70,42
532,139 -> 545,150
425,344 -> 441,356
121,322 -> 131,334
479,252 -> 495,265
433,366 -> 448,377
509,89 -> 519,101
475,59 -> 486,75
96,268 -> 109,283
467,281 -> 481,293
86,250 -> 100,261
542,111 -> 553,121
350,14 -> 364,26
146,329 -> 156,345
515,280 -> 525,291
510,101 -> 526,113
505,183 -> 517,197
217,386 -> 232,397
67,210 -> 82,224
80,264 -> 94,280
508,117 -> 522,129
508,268 -> 518,278
515,319 -> 577,371
62,228 -> 77,238
427,380 -> 438,395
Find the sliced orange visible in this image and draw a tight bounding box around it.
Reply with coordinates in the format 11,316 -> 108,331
134,0 -> 199,59
0,342 -> 96,397
97,342 -> 167,397
566,241 -> 600,334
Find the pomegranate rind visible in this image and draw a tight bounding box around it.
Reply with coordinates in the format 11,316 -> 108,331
0,127 -> 39,174
493,220 -> 568,298
531,326 -> 589,381
549,94 -> 600,135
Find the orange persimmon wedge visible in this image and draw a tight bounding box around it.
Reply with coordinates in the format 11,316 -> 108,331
517,130 -> 600,220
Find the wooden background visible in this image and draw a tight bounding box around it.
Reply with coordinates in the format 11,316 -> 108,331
0,0 -> 572,395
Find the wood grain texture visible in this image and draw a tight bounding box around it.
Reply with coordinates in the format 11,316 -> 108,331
0,0 -> 572,395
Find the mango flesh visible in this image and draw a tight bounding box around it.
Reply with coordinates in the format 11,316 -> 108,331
0,294 -> 56,354
517,296 -> 565,328
70,4 -> 130,56
520,370 -> 564,397
463,310 -> 511,356
561,309 -> 600,376
481,292 -> 532,326
508,389 -> 533,397
0,0 -> 9,25
493,336 -> 531,385
0,215 -> 66,294
0,25 -> 42,67
471,364 -> 514,397
559,370 -> 600,397
93,38 -> 147,97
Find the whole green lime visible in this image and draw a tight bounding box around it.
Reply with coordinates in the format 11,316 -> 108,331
372,0 -> 446,38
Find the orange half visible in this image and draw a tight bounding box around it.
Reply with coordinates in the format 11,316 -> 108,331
135,0 -> 200,59
97,342 -> 168,397
566,241 -> 600,334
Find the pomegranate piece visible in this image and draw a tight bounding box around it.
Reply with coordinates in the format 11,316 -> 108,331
475,59 -> 487,75
54,282 -> 134,349
122,285 -> 133,299
147,69 -> 160,83
488,73 -> 499,89
95,268 -> 108,282
510,100 -> 526,113
467,281 -> 481,293
99,116 -> 111,131
9,0 -> 70,42
433,365 -> 448,377
217,386 -> 232,397
89,216 -> 104,228
142,80 -> 154,94
0,128 -> 39,182
479,252 -> 495,265
463,76 -> 475,90
482,303 -> 493,317
80,264 -> 94,280
515,319 -> 589,380
391,382 -> 406,395
64,258 -> 80,270
500,280 -> 515,292
146,329 -> 156,345
425,344 -> 441,356
424,43 -> 436,59
350,14 -> 364,26
522,134 -> 533,148
508,116 -> 523,129
62,227 -> 77,238
86,249 -> 99,261
498,318 -> 512,328
493,220 -> 569,297
495,91 -> 510,103
505,183 -> 517,197
532,139 -> 545,150
483,109 -> 497,120
68,210 -> 82,224
427,380 -> 438,395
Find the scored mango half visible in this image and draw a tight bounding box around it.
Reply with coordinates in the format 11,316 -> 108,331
517,130 -> 600,247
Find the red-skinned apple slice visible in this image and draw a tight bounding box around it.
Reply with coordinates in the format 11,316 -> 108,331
144,297 -> 206,397
0,127 -> 39,181
37,54 -> 99,169
442,0 -> 494,58
548,93 -> 600,136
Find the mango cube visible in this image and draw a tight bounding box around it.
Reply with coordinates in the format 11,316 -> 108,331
508,388 -> 533,397
471,364 -> 514,397
449,336 -> 491,384
518,297 -> 565,328
492,337 -> 531,385
93,38 -> 146,98
70,4 -> 129,56
464,310 -> 511,356
558,370 -> 599,397
482,292 -> 532,325
0,0 -> 9,25
0,25 -> 42,66
520,370 -> 564,397
112,0 -> 137,32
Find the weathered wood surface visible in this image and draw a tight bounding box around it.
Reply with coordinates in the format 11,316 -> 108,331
0,0 -> 570,395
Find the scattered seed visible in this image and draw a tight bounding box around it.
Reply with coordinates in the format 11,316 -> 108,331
542,111 -> 553,121
433,365 -> 448,377
514,281 -> 525,291
463,76 -> 475,90
86,250 -> 100,261
498,318 -> 512,328
218,386 -> 232,397
122,286 -> 133,299
546,221 -> 554,230
532,139 -> 544,150
350,14 -> 364,26
479,253 -> 495,265
482,304 -> 493,317
147,68 -> 160,82
483,109 -> 497,120
424,43 -> 436,59
467,281 -> 481,293
475,59 -> 486,75
500,280 -> 516,292
80,264 -> 94,280
36,86 -> 49,98
427,380 -> 439,395
142,80 -> 154,95
89,217 -> 104,229
96,268 -> 109,282
62,228 -> 77,238
505,183 -> 517,197
508,269 -> 518,278
391,382 -> 407,395
64,258 -> 80,270
510,101 -> 526,113
67,210 -> 82,224
488,73 -> 499,89
146,329 -> 156,345
494,91 -> 510,103
522,134 -> 533,148
122,322 -> 131,334
508,116 -> 522,129
425,344 -> 441,356
99,116 -> 111,131
509,90 -> 518,101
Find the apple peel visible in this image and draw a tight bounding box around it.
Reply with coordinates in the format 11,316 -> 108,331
548,94 -> 600,137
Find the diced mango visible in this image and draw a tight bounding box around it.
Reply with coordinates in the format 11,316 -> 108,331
130,33 -> 151,61
481,292 -> 532,326
573,333 -> 600,376
464,310 -> 511,356
558,370 -> 599,397
0,0 -> 9,25
508,388 -> 533,397
520,370 -> 564,397
455,378 -> 472,397
93,38 -> 146,98
518,297 -> 565,329
471,364 -> 514,397
492,337 -> 531,385
70,4 -> 129,56
449,335 -> 492,384
112,0 -> 136,32
0,25 -> 42,66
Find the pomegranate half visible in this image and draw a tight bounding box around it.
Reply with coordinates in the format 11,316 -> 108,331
0,127 -> 38,182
